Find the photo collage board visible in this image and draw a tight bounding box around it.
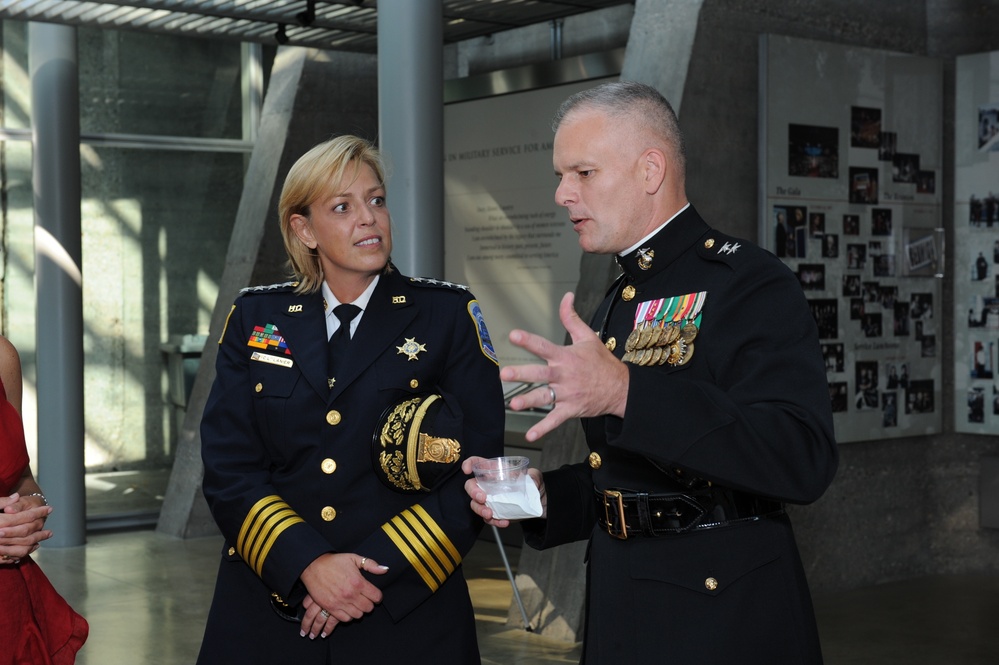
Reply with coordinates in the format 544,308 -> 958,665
954,51 -> 999,433
760,35 -> 943,443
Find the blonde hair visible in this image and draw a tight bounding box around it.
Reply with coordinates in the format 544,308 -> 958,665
279,135 -> 387,294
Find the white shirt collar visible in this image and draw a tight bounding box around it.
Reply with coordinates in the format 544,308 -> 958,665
322,275 -> 380,337
620,203 -> 691,257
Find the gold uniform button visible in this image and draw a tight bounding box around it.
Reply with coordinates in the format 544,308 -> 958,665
604,337 -> 617,352
704,238 -> 715,249
255,383 -> 263,393
622,285 -> 636,301
326,410 -> 342,426
227,546 -> 236,557
321,458 -> 337,474
588,452 -> 602,469
705,577 -> 718,591
410,379 -> 419,389
321,506 -> 337,521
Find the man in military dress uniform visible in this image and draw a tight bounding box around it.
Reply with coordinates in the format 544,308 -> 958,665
198,136 -> 504,664
465,82 -> 838,663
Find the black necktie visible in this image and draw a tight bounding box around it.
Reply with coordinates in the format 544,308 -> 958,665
327,303 -> 361,387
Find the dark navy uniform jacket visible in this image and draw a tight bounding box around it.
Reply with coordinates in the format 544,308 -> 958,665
197,267 -> 504,664
523,206 -> 838,664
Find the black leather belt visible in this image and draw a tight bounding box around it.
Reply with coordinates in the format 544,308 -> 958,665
596,487 -> 784,539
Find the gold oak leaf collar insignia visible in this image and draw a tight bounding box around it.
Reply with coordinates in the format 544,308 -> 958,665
397,337 -> 427,361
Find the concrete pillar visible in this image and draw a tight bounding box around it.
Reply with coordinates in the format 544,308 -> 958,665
377,0 -> 444,277
29,22 -> 86,547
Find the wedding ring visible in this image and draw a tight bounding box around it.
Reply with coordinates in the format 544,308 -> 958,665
320,609 -> 330,619
360,557 -> 367,567
548,385 -> 557,406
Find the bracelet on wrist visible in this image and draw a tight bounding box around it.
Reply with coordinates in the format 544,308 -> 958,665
25,492 -> 48,506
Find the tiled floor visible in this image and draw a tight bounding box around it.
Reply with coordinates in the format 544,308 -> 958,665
31,527 -> 999,664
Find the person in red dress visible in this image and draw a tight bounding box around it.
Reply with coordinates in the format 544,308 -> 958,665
0,334 -> 88,664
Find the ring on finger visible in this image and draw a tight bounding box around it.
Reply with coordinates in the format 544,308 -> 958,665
320,608 -> 330,619
548,385 -> 557,406
360,557 -> 367,567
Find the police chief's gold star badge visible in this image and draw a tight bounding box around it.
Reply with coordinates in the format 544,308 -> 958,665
396,337 -> 427,361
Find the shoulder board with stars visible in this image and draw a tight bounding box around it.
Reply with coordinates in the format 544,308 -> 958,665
239,281 -> 299,295
698,235 -> 750,264
408,276 -> 470,291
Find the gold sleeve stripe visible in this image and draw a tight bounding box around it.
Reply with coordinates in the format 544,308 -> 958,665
236,495 -> 304,576
410,504 -> 462,565
400,509 -> 457,575
247,509 -> 304,576
389,515 -> 447,584
382,521 -> 439,592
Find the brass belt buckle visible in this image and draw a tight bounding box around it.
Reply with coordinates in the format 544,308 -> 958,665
602,489 -> 628,540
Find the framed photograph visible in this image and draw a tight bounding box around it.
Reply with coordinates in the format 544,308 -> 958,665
849,167 -> 879,204
821,343 -> 844,373
822,233 -> 839,258
910,293 -> 933,321
968,192 -> 998,227
809,298 -> 838,340
774,205 -> 808,258
855,360 -> 880,410
882,392 -> 898,427
972,340 -> 994,379
972,249 -> 991,282
916,170 -> 935,193
872,208 -> 893,236
906,379 -> 934,414
829,382 -> 848,413
842,274 -> 861,297
892,153 -> 920,183
788,123 -> 839,178
847,243 -> 867,270
893,301 -> 910,336
903,228 -> 938,276
798,264 -> 826,290
843,213 -> 860,235
862,311 -> 883,337
969,387 -> 986,423
850,298 -> 865,320
851,106 -> 882,148
978,103 -> 999,151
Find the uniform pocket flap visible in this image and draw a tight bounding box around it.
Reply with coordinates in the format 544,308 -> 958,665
249,365 -> 300,398
628,530 -> 781,596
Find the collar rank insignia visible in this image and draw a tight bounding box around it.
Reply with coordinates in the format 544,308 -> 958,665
397,337 -> 427,361
637,247 -> 654,270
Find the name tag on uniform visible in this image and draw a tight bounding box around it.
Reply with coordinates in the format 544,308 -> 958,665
251,351 -> 294,368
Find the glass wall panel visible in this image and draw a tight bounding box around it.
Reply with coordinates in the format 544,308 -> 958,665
79,27 -> 243,139
2,20 -> 250,522
80,146 -> 243,518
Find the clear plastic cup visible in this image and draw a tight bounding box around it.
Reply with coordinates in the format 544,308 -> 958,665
472,456 -> 530,496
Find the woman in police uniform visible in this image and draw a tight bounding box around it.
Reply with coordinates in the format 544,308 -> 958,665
197,136 -> 504,664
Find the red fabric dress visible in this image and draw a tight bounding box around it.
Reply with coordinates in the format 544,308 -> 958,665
0,378 -> 88,665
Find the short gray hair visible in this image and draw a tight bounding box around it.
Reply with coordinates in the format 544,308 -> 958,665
552,80 -> 686,170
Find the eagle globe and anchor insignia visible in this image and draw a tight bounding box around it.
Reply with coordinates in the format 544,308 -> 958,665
373,394 -> 461,493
